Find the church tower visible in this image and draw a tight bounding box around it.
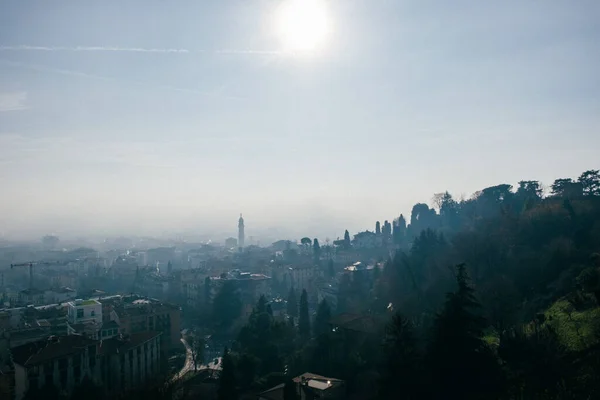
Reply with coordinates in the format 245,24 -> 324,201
238,214 -> 245,250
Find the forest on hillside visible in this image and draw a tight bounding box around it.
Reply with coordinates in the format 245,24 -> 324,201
217,169 -> 600,399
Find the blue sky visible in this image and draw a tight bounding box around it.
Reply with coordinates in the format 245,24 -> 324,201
1,0 -> 599,241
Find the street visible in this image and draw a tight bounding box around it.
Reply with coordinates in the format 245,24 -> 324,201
173,335 -> 222,382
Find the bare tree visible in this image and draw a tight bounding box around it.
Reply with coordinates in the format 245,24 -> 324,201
432,192 -> 445,211
190,334 -> 205,372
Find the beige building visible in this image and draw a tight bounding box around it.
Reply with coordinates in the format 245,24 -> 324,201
106,297 -> 181,349
12,335 -> 98,400
11,331 -> 162,400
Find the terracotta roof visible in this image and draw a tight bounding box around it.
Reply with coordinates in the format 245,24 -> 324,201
12,335 -> 97,366
99,331 -> 161,355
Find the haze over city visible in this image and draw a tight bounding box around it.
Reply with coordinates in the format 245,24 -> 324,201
2,2 -> 600,400
1,0 -> 599,241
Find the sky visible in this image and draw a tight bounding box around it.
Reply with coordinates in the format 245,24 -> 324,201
1,0 -> 599,241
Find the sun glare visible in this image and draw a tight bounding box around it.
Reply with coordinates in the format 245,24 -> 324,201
275,0 -> 330,53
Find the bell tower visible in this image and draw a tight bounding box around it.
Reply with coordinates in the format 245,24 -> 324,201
238,214 -> 245,250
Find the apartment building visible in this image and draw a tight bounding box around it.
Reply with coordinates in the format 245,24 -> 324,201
11,331 -> 162,400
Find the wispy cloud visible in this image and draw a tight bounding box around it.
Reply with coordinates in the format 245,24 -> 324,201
0,45 -> 190,53
0,91 -> 28,112
0,59 -> 245,101
0,45 -> 282,56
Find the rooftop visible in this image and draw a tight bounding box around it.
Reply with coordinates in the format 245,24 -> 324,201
69,299 -> 100,307
99,331 -> 161,355
260,373 -> 344,400
12,335 -> 97,366
53,287 -> 76,294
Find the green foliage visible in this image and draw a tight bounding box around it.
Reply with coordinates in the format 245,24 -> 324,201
379,313 -> 422,400
313,238 -> 321,262
578,169 -> 600,196
218,348 -> 238,400
427,264 -> 503,399
212,280 -> 242,331
577,267 -> 600,303
236,296 -> 295,378
314,299 -> 331,337
499,324 -> 570,399
545,298 -> 600,351
298,289 -> 310,339
189,333 -> 205,371
287,287 -> 298,318
327,258 -> 335,278
226,168 -> 600,399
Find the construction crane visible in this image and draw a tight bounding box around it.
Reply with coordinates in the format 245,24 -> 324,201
10,260 -> 71,290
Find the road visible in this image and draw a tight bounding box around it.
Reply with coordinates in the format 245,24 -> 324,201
173,335 -> 222,382
174,336 -> 195,380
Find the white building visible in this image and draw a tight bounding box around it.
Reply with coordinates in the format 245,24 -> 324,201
67,299 -> 102,325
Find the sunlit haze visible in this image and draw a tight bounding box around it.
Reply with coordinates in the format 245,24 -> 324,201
1,0 -> 599,242
275,0 -> 330,53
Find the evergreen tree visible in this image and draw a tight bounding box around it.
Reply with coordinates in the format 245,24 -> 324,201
287,287 -> 298,318
578,169 -> 600,196
379,313 -> 422,400
344,230 -> 351,248
376,221 -> 381,235
427,264 -> 502,399
313,238 -> 321,262
314,299 -> 332,337
298,289 -> 310,339
393,214 -> 407,245
212,280 -> 242,330
327,258 -> 335,278
256,294 -> 268,314
218,348 -> 238,400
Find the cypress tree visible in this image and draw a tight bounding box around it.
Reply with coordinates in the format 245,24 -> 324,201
287,287 -> 298,318
427,264 -> 502,399
314,299 -> 332,337
298,289 -> 310,339
218,347 -> 238,400
380,313 -> 422,400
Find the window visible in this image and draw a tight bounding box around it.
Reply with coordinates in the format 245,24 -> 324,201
76,309 -> 84,319
91,310 -> 95,317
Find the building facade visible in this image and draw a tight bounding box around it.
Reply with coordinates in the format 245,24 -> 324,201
67,299 -> 102,325
11,331 -> 162,400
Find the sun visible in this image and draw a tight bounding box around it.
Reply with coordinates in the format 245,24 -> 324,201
275,0 -> 330,53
